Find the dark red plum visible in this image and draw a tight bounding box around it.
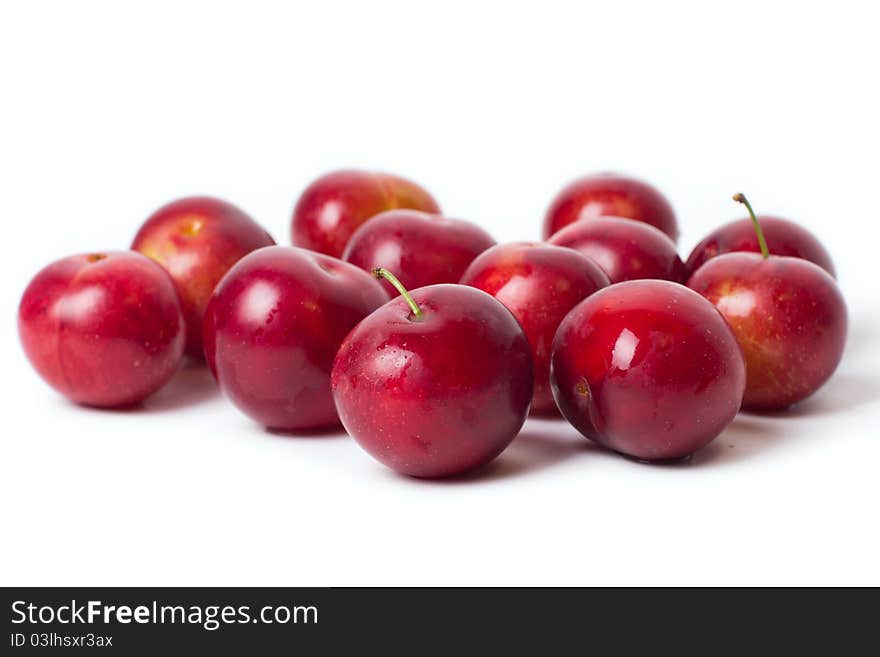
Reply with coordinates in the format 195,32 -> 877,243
685,214 -> 835,278
291,170 -> 440,258
460,242 -> 609,414
332,272 -> 533,478
548,216 -> 685,283
551,280 -> 745,461
132,196 -> 275,358
543,173 -> 678,242
19,251 -> 186,407
203,246 -> 388,430
687,195 -> 846,411
343,209 -> 495,295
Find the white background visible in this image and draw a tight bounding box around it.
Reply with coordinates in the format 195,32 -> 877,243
1,1 -> 878,586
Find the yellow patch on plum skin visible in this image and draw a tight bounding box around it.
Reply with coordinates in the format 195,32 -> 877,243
179,216 -> 205,238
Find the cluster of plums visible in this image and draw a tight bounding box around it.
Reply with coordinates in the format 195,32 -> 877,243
18,171 -> 847,477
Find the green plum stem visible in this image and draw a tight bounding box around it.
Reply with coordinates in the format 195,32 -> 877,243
732,192 -> 770,259
371,267 -> 423,319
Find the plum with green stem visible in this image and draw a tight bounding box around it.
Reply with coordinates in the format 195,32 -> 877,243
687,194 -> 847,411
